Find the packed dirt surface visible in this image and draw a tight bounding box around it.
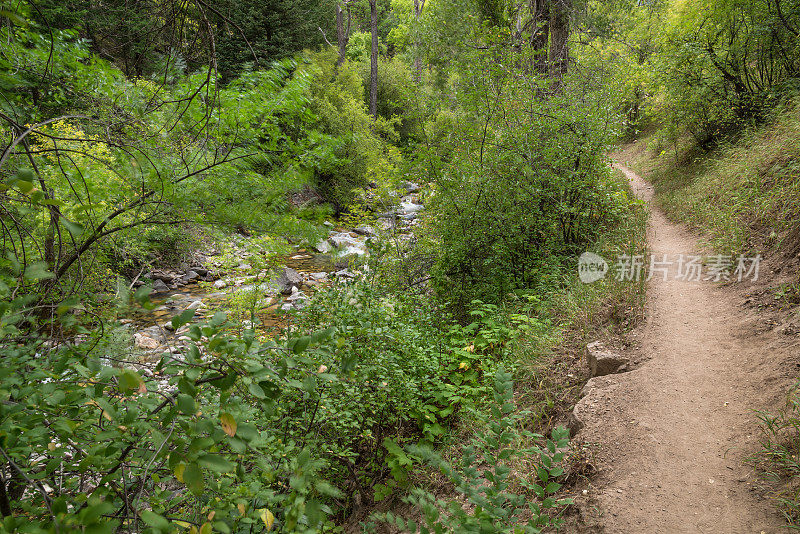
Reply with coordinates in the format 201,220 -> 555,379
571,165 -> 800,532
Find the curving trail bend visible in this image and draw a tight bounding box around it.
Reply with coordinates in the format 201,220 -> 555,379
575,164 -> 796,533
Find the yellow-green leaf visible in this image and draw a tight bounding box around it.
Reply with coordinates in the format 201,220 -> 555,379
118,369 -> 144,394
220,412 -> 237,437
258,508 -> 275,531
174,462 -> 186,482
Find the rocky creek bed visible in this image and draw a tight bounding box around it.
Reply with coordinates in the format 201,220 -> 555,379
121,185 -> 424,365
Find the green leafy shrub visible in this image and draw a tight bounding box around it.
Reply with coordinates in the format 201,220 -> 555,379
358,55 -> 419,143
369,367 -> 573,533
301,49 -> 401,211
419,69 -> 628,314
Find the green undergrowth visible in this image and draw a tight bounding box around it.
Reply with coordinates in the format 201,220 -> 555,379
511,166 -> 648,425
756,386 -> 800,528
370,166 -> 648,531
626,99 -> 800,260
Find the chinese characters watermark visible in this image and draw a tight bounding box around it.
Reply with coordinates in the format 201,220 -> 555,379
579,252 -> 761,283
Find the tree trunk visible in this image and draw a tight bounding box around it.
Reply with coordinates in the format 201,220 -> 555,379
530,0 -> 549,74
412,0 -> 426,82
549,0 -> 569,85
335,2 -> 351,68
369,0 -> 378,118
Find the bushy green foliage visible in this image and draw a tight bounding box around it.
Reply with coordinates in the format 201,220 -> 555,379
415,42 -> 629,313
358,55 -> 419,143
0,278 -> 347,532
370,367 -> 572,533
583,0 -> 800,145
652,0 -> 800,143
0,9 -> 400,286
297,282 -> 494,446
211,0 -> 329,79
575,0 -> 664,137
303,49 -> 402,210
0,256 -> 545,532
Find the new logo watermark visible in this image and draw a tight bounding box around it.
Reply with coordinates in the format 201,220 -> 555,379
578,252 -> 609,283
578,253 -> 761,283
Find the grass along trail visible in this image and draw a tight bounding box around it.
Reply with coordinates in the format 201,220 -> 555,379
573,164 -> 794,532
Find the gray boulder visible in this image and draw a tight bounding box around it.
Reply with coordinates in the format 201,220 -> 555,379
309,272 -> 329,282
152,279 -> 170,294
134,333 -> 160,350
402,180 -> 420,193
314,240 -> 333,254
286,287 -> 307,302
334,269 -> 356,279
151,271 -> 175,283
329,232 -> 367,256
276,267 -> 303,295
586,341 -> 629,377
353,225 -> 376,237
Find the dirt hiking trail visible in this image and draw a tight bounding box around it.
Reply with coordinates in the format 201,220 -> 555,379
574,165 -> 798,533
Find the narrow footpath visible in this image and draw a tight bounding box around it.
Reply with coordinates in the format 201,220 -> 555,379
575,165 -> 797,533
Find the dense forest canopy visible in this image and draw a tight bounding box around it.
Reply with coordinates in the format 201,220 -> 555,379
0,0 -> 798,531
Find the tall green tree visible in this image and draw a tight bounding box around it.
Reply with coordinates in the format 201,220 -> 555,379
212,0 -> 332,78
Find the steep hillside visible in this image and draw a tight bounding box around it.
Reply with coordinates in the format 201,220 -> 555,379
622,101 -> 800,285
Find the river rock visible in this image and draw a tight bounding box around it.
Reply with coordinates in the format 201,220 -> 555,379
586,341 -> 629,377
141,326 -> 165,340
353,225 -> 376,237
185,300 -> 203,311
402,180 -> 420,193
152,279 -> 170,294
134,333 -> 160,350
334,268 -> 356,279
277,267 -> 303,295
400,199 -> 423,214
286,287 -> 306,302
310,272 -> 328,282
330,232 -> 367,255
213,279 -> 227,289
314,240 -> 333,254
151,271 -> 176,283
